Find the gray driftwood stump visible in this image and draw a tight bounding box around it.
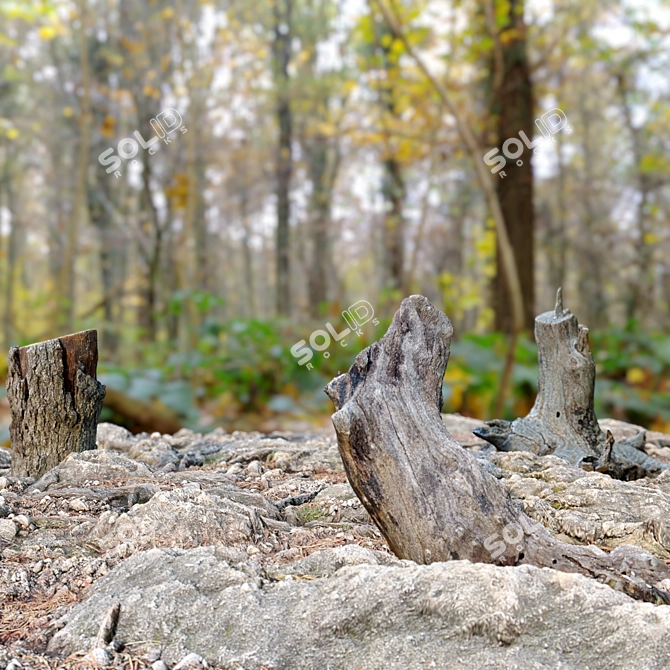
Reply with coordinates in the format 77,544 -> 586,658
473,289 -> 668,479
7,330 -> 106,478
325,295 -> 670,603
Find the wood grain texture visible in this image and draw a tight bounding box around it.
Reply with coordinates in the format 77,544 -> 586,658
326,295 -> 670,604
7,329 -> 106,478
474,289 -> 669,478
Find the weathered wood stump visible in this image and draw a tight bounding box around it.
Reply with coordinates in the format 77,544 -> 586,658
325,295 -> 670,603
7,330 -> 106,478
474,289 -> 668,479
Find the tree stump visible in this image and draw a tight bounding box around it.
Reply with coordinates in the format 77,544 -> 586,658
7,330 -> 106,478
474,289 -> 668,478
325,295 -> 670,604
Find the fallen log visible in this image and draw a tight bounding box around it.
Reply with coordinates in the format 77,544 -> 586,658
7,330 -> 106,479
325,295 -> 670,604
473,289 -> 668,479
103,387 -> 182,435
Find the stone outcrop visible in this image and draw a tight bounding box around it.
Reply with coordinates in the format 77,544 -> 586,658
1,419 -> 670,669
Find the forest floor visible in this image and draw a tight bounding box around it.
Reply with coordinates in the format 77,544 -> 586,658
1,416 -> 670,669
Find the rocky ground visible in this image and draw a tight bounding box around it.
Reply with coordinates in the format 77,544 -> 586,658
1,416 -> 670,669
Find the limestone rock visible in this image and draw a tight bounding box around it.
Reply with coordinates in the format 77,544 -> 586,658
49,545 -> 670,669
29,450 -> 154,492
96,423 -> 138,453
90,487 -> 266,551
0,519 -> 17,543
0,446 -> 11,471
492,450 -> 670,557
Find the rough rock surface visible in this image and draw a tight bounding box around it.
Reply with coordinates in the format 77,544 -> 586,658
491,450 -> 670,557
1,418 -> 670,669
49,545 -> 670,670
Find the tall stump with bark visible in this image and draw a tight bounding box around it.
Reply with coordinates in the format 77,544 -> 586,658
7,330 -> 106,478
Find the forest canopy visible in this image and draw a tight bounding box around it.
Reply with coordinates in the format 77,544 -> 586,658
0,0 -> 669,435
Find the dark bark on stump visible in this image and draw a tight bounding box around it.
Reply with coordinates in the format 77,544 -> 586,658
475,289 -> 669,479
326,295 -> 670,604
7,330 -> 106,478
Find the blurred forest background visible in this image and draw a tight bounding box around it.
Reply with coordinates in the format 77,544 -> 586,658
0,0 -> 669,437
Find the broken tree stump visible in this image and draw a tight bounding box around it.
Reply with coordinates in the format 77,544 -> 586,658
7,330 -> 106,479
473,289 -> 668,478
325,295 -> 670,604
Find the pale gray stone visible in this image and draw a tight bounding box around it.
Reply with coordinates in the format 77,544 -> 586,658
49,545 -> 670,670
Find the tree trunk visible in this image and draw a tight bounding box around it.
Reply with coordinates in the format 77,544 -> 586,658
381,156 -> 406,293
376,25 -> 406,297
474,289 -> 669,478
325,295 -> 670,604
306,132 -> 338,318
491,0 -> 535,333
273,0 -> 293,317
137,125 -> 163,344
576,85 -> 607,329
8,330 -> 106,479
240,189 -> 256,320
617,71 -> 654,323
58,0 -> 93,333
3,151 -> 18,349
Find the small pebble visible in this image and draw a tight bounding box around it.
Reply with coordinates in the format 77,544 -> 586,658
14,514 -> 31,529
284,506 -> 301,526
144,646 -> 162,663
151,432 -> 162,440
69,498 -> 89,512
151,662 -> 169,670
0,476 -> 10,490
173,652 -> 208,669
7,660 -> 22,670
246,545 -> 260,556
33,560 -> 44,574
89,647 -> 114,667
247,460 -> 263,476
226,463 -> 243,475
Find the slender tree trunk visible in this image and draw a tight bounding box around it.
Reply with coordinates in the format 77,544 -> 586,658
273,0 -> 293,316
137,126 -> 163,343
406,146 -> 437,295
375,27 -> 406,297
3,152 -> 17,348
617,72 -> 653,323
240,188 -> 256,319
306,134 -> 332,318
89,184 -> 121,357
381,156 -> 406,293
576,90 -> 606,329
549,127 -> 568,292
183,95 -> 201,342
58,0 -> 93,333
492,0 -> 535,333
552,67 -> 568,293
165,215 -> 179,342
